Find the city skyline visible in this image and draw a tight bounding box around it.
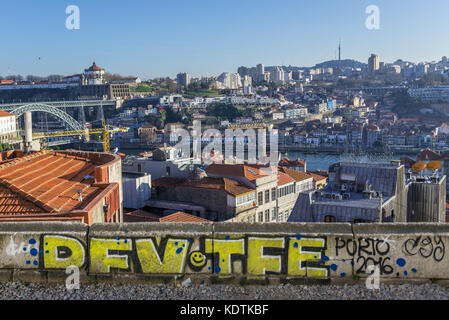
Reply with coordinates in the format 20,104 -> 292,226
1,0 -> 449,79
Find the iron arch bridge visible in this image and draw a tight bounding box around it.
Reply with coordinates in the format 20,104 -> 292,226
10,104 -> 84,131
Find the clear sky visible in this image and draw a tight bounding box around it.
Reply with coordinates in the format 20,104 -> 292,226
0,0 -> 448,79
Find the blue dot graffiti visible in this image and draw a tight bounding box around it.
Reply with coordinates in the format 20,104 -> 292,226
396,258 -> 406,267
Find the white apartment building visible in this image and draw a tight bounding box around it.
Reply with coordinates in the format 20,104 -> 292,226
408,86 -> 449,103
285,107 -> 308,119
217,72 -> 242,89
0,111 -> 18,144
269,67 -> 285,84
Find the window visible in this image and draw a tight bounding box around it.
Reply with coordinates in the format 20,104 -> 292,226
324,215 -> 336,222
258,212 -> 263,222
137,164 -> 142,172
271,208 -> 276,221
278,212 -> 283,222
265,190 -> 270,204
265,210 -> 270,222
258,192 -> 263,205
166,166 -> 171,176
236,192 -> 256,206
271,188 -> 277,201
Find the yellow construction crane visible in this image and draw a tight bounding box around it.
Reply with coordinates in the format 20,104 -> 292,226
32,120 -> 128,153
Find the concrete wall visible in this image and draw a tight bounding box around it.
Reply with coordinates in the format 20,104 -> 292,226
155,186 -> 229,220
2,222 -> 449,284
122,173 -> 151,210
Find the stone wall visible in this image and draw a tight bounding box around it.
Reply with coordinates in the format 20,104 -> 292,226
1,222 -> 449,284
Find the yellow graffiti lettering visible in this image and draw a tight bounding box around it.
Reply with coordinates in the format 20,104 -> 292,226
136,238 -> 189,274
288,238 -> 327,278
43,235 -> 85,269
247,237 -> 284,276
205,238 -> 244,274
89,238 -> 132,273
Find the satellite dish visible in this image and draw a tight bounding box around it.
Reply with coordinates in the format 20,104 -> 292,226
427,161 -> 442,171
412,161 -> 427,172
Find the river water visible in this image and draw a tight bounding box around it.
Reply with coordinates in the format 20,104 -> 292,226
284,151 -> 416,172
123,147 -> 417,172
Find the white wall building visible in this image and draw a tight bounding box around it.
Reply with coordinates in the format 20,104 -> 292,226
0,111 -> 18,144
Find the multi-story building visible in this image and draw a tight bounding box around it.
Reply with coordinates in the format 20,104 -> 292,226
290,161 -> 446,223
205,163 -> 278,223
217,72 -> 242,89
368,54 -> 380,74
122,146 -> 201,181
0,111 -> 19,145
408,86 -> 449,103
151,172 -> 257,221
269,67 -> 285,85
177,72 -> 191,89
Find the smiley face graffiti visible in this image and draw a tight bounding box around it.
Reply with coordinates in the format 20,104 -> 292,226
188,251 -> 207,271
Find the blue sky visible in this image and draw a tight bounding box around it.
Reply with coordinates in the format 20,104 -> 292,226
0,0 -> 448,79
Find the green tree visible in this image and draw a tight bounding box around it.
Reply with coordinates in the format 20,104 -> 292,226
206,103 -> 242,121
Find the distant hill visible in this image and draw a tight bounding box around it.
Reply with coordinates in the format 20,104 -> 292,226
314,59 -> 366,69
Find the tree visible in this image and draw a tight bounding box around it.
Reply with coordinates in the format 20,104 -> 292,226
206,103 -> 242,121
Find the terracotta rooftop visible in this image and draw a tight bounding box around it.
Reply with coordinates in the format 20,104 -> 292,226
124,209 -> 161,222
160,211 -> 211,223
308,172 -> 327,182
223,178 -> 255,196
417,148 -> 442,161
152,176 -> 255,196
0,110 -> 14,117
279,167 -> 313,182
205,163 -> 272,181
0,150 -> 104,215
279,158 -> 306,167
277,169 -> 295,186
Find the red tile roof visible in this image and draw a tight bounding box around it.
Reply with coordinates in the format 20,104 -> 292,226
0,151 -> 103,215
124,209 -> 161,222
152,176 -> 255,196
308,172 -> 327,183
205,163 -> 272,181
160,211 -> 211,223
0,110 -> 14,117
277,169 -> 295,186
279,158 -> 305,167
0,185 -> 42,215
124,210 -> 211,223
279,167 -> 313,182
417,148 -> 442,161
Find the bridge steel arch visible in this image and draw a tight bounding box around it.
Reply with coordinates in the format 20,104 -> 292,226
11,104 -> 84,131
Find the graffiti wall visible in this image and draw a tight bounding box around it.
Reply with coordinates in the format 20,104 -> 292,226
0,222 -> 449,281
